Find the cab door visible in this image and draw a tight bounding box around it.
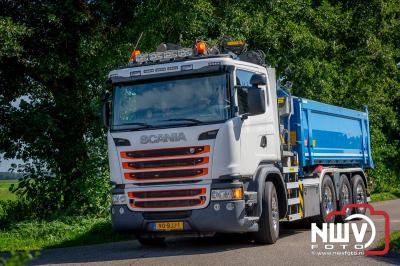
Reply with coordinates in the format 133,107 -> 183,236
235,68 -> 280,175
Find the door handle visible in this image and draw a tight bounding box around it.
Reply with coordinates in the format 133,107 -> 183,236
260,136 -> 267,148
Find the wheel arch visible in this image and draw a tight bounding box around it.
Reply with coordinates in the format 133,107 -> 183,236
253,164 -> 287,219
350,170 -> 368,188
318,168 -> 368,201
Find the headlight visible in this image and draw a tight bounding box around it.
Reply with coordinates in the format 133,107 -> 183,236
211,187 -> 243,201
112,194 -> 127,205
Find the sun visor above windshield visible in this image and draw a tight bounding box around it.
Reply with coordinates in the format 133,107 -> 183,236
108,64 -> 234,85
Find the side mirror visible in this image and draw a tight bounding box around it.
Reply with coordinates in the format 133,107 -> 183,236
250,74 -> 267,87
247,87 -> 266,116
101,91 -> 111,128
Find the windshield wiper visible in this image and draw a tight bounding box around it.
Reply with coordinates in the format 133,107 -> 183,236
161,118 -> 205,124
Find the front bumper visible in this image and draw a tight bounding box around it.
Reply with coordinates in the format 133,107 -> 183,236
111,200 -> 258,234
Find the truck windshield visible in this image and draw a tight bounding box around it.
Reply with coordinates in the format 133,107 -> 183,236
112,73 -> 231,131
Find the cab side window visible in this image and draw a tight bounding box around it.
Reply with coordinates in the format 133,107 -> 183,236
236,69 -> 255,114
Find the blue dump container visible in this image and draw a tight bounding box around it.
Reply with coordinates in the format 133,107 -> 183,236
289,97 -> 373,170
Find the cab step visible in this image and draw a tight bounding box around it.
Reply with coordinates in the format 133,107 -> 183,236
244,216 -> 259,231
282,166 -> 299,173
287,197 -> 300,205
282,150 -> 294,157
286,182 -> 299,189
285,213 -> 302,221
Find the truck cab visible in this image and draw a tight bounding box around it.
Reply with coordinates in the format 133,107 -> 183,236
103,40 -> 371,245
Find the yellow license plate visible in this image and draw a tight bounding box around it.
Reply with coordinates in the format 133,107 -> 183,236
154,221 -> 184,231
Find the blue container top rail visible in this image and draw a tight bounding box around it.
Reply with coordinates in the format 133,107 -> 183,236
288,97 -> 373,170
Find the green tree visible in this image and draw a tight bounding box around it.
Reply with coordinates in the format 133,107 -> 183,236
0,0 -> 141,215
0,0 -> 399,217
127,0 -> 400,191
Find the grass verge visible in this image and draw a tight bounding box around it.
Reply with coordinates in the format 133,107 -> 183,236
0,216 -> 134,252
0,183 -> 398,253
0,180 -> 17,201
370,190 -> 400,202
378,231 -> 400,255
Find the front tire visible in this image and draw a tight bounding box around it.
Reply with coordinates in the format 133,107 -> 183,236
253,181 -> 279,244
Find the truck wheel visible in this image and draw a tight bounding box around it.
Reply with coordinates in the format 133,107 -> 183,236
352,175 -> 367,215
317,175 -> 337,224
336,175 -> 352,222
253,181 -> 279,244
137,236 -> 165,246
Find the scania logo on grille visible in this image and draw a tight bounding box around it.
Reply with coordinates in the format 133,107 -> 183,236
140,132 -> 187,144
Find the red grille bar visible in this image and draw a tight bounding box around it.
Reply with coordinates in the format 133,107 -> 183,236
128,188 -> 206,199
121,145 -> 210,160
132,199 -> 204,208
122,157 -> 209,170
124,168 -> 208,181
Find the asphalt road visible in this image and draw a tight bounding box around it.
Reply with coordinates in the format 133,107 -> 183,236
31,199 -> 400,266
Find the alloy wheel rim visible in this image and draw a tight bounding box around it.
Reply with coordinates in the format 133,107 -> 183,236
323,186 -> 334,215
356,183 -> 365,212
271,194 -> 279,232
341,184 -> 351,215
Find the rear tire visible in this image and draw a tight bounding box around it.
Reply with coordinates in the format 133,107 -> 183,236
137,235 -> 165,246
316,175 -> 337,224
336,175 -> 353,222
253,181 -> 279,244
352,175 -> 367,215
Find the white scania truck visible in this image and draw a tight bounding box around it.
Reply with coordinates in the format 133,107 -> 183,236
102,40 -> 373,245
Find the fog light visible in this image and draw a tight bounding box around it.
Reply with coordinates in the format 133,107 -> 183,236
119,207 -> 124,215
213,203 -> 220,211
226,202 -> 235,211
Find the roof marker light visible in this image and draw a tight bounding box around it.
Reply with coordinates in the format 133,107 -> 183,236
196,41 -> 207,55
135,53 -> 148,64
131,50 -> 141,61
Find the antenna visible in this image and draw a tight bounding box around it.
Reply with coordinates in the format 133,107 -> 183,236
133,32 -> 144,51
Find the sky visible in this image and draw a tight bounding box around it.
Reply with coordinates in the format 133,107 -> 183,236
0,156 -> 23,172
0,96 -> 30,172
